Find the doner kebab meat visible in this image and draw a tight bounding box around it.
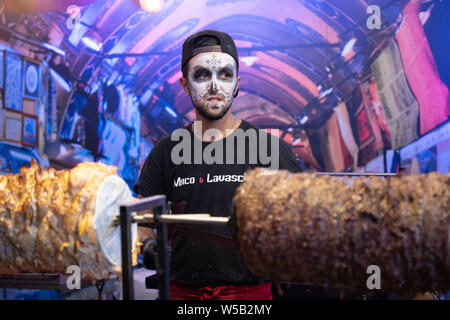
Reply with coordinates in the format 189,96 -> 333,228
234,169 -> 450,295
0,161 -> 139,280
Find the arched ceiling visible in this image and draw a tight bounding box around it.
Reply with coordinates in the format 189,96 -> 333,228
1,0 -> 403,139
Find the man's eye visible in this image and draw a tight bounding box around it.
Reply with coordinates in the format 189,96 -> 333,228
219,71 -> 233,79
193,70 -> 211,80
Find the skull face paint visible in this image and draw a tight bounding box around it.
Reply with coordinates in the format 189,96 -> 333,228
186,52 -> 238,120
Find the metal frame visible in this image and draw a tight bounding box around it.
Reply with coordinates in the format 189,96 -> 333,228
119,195 -> 230,300
120,195 -> 167,300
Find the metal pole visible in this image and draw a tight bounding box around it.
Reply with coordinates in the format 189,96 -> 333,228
317,172 -> 397,177
154,205 -> 170,300
119,195 -> 166,300
120,205 -> 134,300
131,214 -> 229,225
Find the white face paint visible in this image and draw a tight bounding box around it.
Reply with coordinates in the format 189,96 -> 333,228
186,52 -> 238,120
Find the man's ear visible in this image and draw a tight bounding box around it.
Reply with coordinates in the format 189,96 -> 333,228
233,76 -> 240,98
179,77 -> 190,96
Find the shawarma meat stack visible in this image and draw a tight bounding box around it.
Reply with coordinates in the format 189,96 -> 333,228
234,169 -> 450,295
0,161 -> 138,280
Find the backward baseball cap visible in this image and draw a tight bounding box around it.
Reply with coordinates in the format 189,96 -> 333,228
181,29 -> 239,73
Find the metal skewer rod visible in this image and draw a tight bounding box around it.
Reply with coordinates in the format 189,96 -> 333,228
133,214 -> 230,225
113,213 -> 229,226
317,172 -> 397,177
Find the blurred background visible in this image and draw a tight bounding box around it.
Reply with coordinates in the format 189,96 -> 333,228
0,0 -> 450,301
0,0 -> 449,190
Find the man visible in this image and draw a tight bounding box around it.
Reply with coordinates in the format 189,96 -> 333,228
134,30 -> 303,300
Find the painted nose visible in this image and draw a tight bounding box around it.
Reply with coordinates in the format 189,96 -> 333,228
209,80 -> 218,92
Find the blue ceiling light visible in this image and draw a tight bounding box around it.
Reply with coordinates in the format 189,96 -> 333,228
81,36 -> 102,52
165,105 -> 178,118
139,0 -> 164,13
49,68 -> 71,92
42,60 -> 72,92
319,87 -> 334,99
299,115 -> 309,125
140,89 -> 154,106
341,38 -> 357,57
42,43 -> 66,57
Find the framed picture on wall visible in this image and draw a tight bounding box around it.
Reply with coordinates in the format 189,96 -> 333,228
3,110 -> 22,144
4,51 -> 23,112
23,59 -> 40,99
22,98 -> 36,116
0,92 -> 3,139
0,51 -> 4,89
355,104 -> 373,148
22,114 -> 38,147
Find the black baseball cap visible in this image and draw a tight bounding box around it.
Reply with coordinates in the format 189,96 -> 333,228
181,29 -> 239,73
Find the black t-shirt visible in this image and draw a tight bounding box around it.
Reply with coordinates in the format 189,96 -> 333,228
133,120 -> 303,286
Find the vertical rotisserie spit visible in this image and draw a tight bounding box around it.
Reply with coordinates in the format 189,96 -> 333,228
234,169 -> 450,295
0,160 -> 138,280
